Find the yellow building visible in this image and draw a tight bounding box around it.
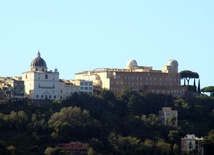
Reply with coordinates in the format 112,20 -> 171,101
0,77 -> 24,104
75,59 -> 186,97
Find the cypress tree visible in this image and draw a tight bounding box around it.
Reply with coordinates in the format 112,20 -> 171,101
193,79 -> 196,92
198,79 -> 201,93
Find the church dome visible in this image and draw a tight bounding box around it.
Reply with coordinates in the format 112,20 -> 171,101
167,59 -> 178,66
30,52 -> 47,71
126,59 -> 138,69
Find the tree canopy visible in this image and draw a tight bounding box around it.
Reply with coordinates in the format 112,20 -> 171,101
201,86 -> 214,96
0,91 -> 213,154
180,70 -> 199,85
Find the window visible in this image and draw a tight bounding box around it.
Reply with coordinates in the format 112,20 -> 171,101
45,74 -> 48,79
41,95 -> 43,98
25,75 -> 27,79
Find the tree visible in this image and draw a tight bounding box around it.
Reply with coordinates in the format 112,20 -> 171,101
180,70 -> 199,85
108,133 -> 143,155
142,139 -> 155,155
88,138 -> 104,154
168,130 -> 180,144
198,79 -> 201,93
173,144 -> 180,155
6,145 -> 16,155
127,93 -> 144,116
201,86 -> 214,96
155,139 -> 171,155
48,106 -> 98,141
203,130 -> 214,155
97,88 -> 116,102
44,147 -> 56,155
44,146 -> 69,155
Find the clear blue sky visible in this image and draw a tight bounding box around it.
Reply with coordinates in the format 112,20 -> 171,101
0,1 -> 213,88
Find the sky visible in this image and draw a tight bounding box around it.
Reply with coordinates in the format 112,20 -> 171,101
0,1 -> 213,88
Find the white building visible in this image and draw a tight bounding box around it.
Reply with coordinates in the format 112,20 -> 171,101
158,107 -> 178,127
22,52 -> 93,100
181,134 -> 204,155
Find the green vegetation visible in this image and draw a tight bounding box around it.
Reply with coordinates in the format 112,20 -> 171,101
201,86 -> 214,96
0,89 -> 214,154
180,70 -> 199,86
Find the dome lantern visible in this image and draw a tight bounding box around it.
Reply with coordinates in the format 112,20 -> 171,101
30,51 -> 47,71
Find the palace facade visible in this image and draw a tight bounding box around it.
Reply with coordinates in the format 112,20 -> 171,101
75,59 -> 187,97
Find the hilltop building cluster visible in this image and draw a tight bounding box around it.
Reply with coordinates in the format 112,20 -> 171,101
0,52 -> 93,103
0,52 -> 205,154
0,51 -> 189,103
